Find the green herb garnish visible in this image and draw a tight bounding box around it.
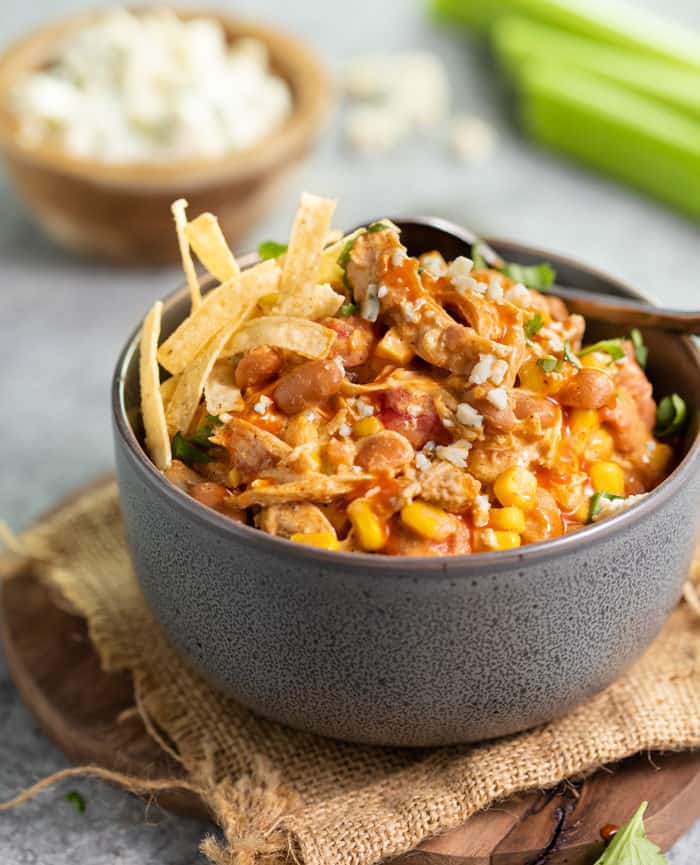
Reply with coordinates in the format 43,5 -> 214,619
367,221 -> 389,233
257,240 -> 288,261
592,802 -> 667,865
588,491 -> 626,523
65,791 -> 86,814
524,312 -> 544,341
339,303 -> 357,317
188,414 -> 223,448
499,260 -> 556,291
579,338 -> 625,361
654,394 -> 687,438
471,242 -> 487,270
563,340 -> 581,367
172,431 -> 214,464
630,328 -> 648,368
537,356 -> 561,373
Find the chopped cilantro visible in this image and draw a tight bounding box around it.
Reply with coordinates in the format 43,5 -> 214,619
471,242 -> 487,270
588,491 -> 626,523
188,414 -> 223,448
563,340 -> 581,367
591,801 -> 667,865
172,431 -> 213,464
339,303 -> 357,317
500,260 -> 555,291
367,221 -> 389,233
630,328 -> 648,368
654,394 -> 687,438
579,338 -> 625,361
524,313 -> 544,341
257,240 -> 288,260
65,791 -> 86,814
537,356 -> 561,373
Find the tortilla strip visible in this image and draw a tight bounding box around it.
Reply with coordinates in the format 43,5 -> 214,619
280,193 -> 336,297
235,474 -> 371,509
172,199 -> 201,311
157,259 -> 280,375
205,361 -> 243,416
159,374 -> 180,411
165,324 -> 238,436
221,315 -> 336,360
272,282 -> 344,320
140,301 -> 171,470
185,213 -> 239,284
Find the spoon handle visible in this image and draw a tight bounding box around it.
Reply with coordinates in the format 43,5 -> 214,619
550,285 -> 700,335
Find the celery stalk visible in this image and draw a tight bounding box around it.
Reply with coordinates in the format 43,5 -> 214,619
494,16 -> 700,122
517,63 -> 700,221
431,0 -> 700,74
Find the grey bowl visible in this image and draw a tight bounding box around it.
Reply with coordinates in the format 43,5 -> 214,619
112,226 -> 700,747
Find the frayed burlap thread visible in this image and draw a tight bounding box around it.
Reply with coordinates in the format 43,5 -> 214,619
3,479 -> 700,865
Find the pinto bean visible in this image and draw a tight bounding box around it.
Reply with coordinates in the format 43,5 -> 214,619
355,430 -> 414,472
190,482 -> 245,521
464,392 -> 516,434
512,392 -> 559,429
323,315 -> 376,367
235,345 -> 284,390
272,358 -> 345,415
557,368 -> 615,409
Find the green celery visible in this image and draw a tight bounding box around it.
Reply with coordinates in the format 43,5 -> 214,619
516,63 -> 700,222
494,16 -> 700,123
431,0 -> 700,74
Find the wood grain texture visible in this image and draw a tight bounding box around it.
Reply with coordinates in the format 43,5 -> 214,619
1,559 -> 699,863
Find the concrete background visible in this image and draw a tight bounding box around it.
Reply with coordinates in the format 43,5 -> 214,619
1,0 -> 699,862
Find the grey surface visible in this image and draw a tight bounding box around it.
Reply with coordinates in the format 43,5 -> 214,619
0,0 -> 699,859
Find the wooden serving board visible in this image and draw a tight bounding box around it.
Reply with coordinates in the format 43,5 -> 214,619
2,512 -> 700,863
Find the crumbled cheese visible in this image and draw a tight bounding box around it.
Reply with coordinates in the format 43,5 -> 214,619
486,387 -> 508,410
305,410 -> 319,422
338,423 -> 352,438
333,356 -> 346,373
456,402 -> 484,429
592,493 -> 647,523
402,301 -> 419,323
391,249 -> 406,267
345,105 -> 407,156
473,494 -> 490,527
468,353 -> 496,385
442,418 -> 454,429
406,404 -> 422,418
351,464 -> 363,474
252,395 -> 272,414
504,283 -> 531,307
415,451 -> 432,472
486,278 -> 504,302
377,284 -> 388,299
421,253 -> 446,278
423,440 -> 436,453
12,9 -> 292,162
357,400 -> 374,417
548,334 -> 564,353
436,440 -> 472,469
449,114 -> 495,163
448,256 -> 474,279
491,359 -> 508,385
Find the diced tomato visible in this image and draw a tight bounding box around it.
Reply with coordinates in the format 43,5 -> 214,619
378,388 -> 446,449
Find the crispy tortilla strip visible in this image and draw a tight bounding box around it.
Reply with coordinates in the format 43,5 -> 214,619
235,473 -> 371,509
185,213 -> 239,284
205,361 -> 242,415
157,259 -> 280,374
165,325 -> 237,436
280,193 -> 336,296
140,302 -> 171,470
172,199 -> 201,311
159,374 -> 180,411
222,315 -> 336,360
272,282 -> 344,320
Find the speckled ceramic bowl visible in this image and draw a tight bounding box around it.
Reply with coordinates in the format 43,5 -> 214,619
112,228 -> 700,747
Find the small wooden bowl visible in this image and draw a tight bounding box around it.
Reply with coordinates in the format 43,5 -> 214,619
0,9 -> 332,264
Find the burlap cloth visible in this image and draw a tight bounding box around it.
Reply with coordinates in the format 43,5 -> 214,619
3,480 -> 700,865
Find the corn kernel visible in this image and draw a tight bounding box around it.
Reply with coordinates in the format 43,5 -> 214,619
400,500 -> 454,541
585,427 -> 614,462
348,499 -> 387,551
493,466 -> 538,511
353,416 -> 383,438
573,501 -> 592,523
290,531 -> 339,551
227,467 -> 241,487
590,461 -> 625,496
375,327 -> 415,364
475,528 -> 521,551
580,351 -> 611,370
648,442 -> 673,475
517,358 -> 564,395
570,408 -> 599,436
489,506 -> 526,534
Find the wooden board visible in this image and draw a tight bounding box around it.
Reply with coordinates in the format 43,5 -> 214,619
2,491 -> 700,862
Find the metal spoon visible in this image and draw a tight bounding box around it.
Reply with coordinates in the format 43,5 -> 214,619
387,216 -> 700,335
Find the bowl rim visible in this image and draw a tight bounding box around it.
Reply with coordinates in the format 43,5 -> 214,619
0,6 -> 332,189
112,234 -> 700,575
